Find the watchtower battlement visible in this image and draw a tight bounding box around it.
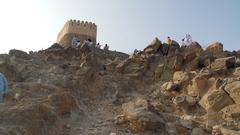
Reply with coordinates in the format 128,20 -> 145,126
57,19 -> 97,48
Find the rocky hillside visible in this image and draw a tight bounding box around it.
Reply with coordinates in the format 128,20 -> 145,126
0,39 -> 240,135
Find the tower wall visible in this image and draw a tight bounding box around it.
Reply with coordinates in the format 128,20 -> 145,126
57,20 -> 97,48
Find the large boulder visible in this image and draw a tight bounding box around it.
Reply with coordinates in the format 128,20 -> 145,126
221,104 -> 240,124
224,80 -> 240,104
233,67 -> 240,76
173,94 -> 198,114
173,71 -> 190,85
184,42 -> 203,55
121,98 -> 165,132
183,42 -> 203,63
187,75 -> 209,97
205,42 -> 223,54
171,40 -> 180,48
211,56 -> 236,70
199,90 -> 234,112
143,37 -> 162,54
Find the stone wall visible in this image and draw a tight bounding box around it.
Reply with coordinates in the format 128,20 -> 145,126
57,20 -> 97,48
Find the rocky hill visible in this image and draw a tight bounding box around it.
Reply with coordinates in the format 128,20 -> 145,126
0,39 -> 240,135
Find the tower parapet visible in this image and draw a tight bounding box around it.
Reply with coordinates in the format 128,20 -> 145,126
57,19 -> 97,48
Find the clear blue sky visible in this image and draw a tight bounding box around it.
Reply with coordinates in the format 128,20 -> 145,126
0,0 -> 239,53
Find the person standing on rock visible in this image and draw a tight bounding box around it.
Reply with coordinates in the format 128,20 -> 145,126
104,44 -> 109,51
96,43 -> 101,49
182,34 -> 192,47
0,73 -> 8,103
134,49 -> 139,54
166,36 -> 173,46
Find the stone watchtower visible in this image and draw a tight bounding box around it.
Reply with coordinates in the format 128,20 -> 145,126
57,20 -> 97,48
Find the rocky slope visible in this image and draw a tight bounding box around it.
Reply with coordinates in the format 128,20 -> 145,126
0,39 -> 240,135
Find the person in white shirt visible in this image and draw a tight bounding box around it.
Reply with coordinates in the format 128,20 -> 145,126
72,37 -> 81,48
182,34 -> 192,47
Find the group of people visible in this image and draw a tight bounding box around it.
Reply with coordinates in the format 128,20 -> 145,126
133,34 -> 193,54
166,34 -> 193,47
181,34 -> 192,47
96,43 -> 109,51
72,38 -> 95,48
71,37 -> 110,51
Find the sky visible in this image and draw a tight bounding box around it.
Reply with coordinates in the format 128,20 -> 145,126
0,0 -> 239,54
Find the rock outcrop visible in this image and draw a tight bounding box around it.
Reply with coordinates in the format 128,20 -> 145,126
206,42 -> 223,54
120,98 -> 165,132
0,37 -> 240,135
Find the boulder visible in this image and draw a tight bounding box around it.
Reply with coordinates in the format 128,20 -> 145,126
173,94 -> 197,114
192,42 -> 204,53
162,81 -> 179,91
9,49 -> 31,60
211,56 -> 235,70
143,37 -> 162,54
184,42 -> 203,54
199,90 -> 234,112
212,126 -> 240,135
171,40 -> 180,48
220,128 -> 240,135
221,104 -> 240,124
199,54 -> 215,68
185,57 -> 202,71
233,67 -> 240,76
187,75 -> 209,97
224,80 -> 240,104
121,98 -> 165,132
205,42 -> 223,54
183,42 -> 203,62
173,71 -> 190,84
